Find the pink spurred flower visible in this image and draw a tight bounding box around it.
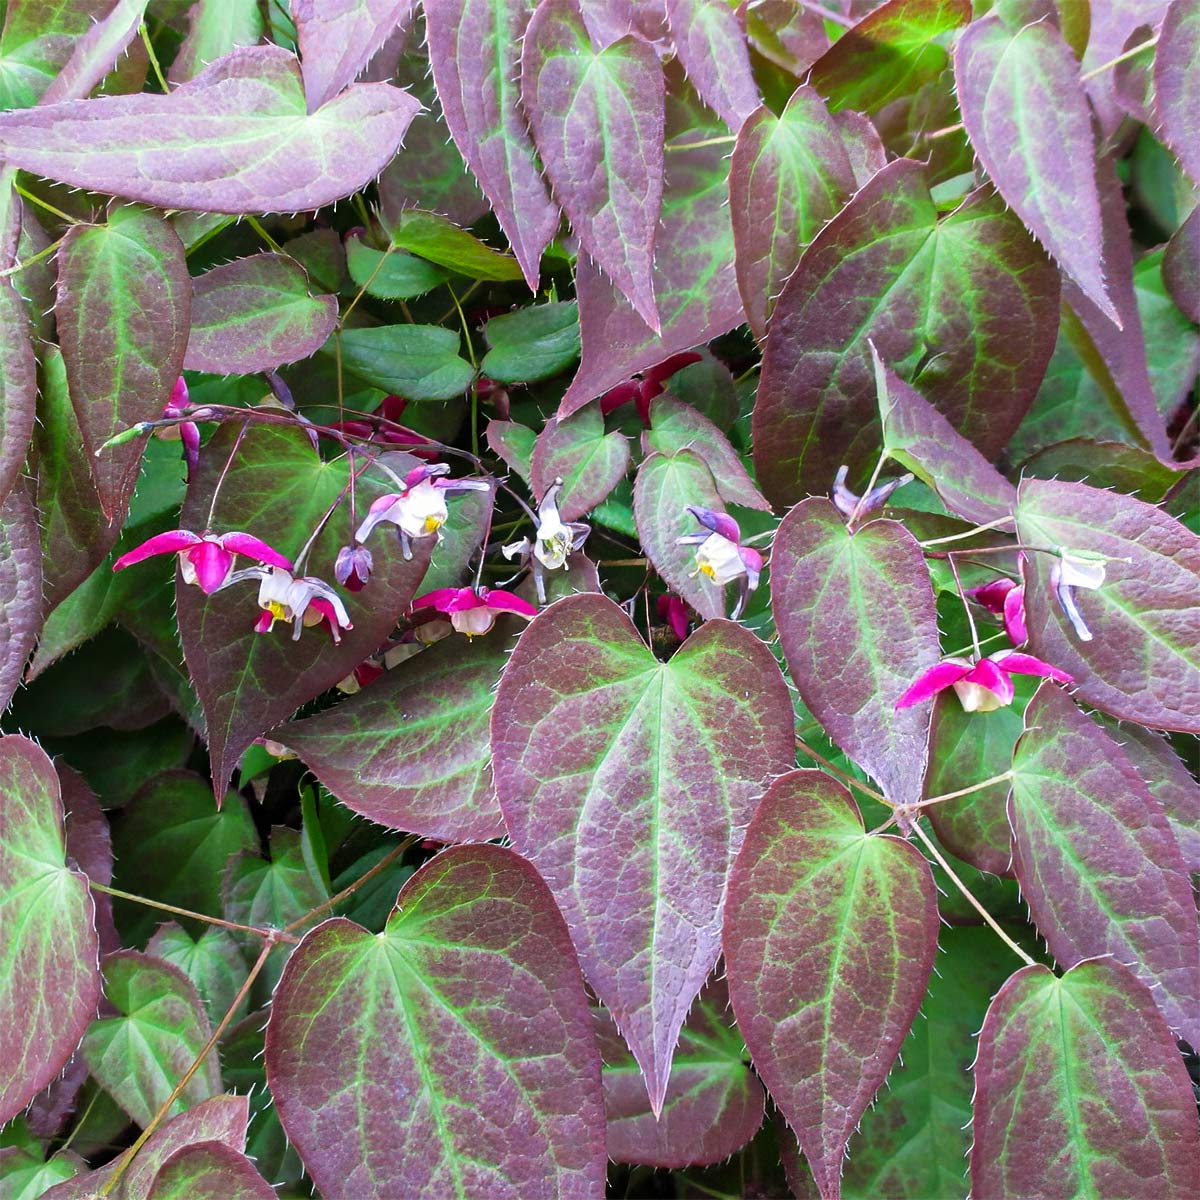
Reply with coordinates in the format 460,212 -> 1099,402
113,529 -> 292,594
355,463 -> 492,560
676,506 -> 763,619
154,377 -> 201,480
226,565 -> 353,643
656,594 -> 691,642
966,576 -> 1028,645
895,650 -> 1073,713
413,586 -> 537,637
831,464 -> 912,521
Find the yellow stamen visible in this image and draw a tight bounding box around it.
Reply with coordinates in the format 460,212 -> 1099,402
423,515 -> 444,534
266,600 -> 288,621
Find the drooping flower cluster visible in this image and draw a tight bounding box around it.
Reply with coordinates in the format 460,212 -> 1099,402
677,506 -> 762,619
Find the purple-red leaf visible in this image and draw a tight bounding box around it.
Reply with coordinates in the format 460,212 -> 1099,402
1016,478 -> 1200,732
145,1142 -> 274,1200
492,594 -> 793,1111
0,182 -> 37,505
1154,0 -> 1200,186
753,161 -> 1058,505
424,0 -> 560,288
530,403 -> 630,521
772,498 -> 940,809
40,0 -> 147,105
55,206 -> 190,521
664,0 -> 759,130
293,0 -> 416,111
0,485 -> 41,712
183,252 -> 337,374
972,959 -> 1200,1198
1163,205 -> 1200,324
523,0 -> 664,331
724,770 -> 939,1200
0,735 -> 100,1126
955,13 -> 1120,325
278,629 -> 509,842
729,87 -> 855,342
266,845 -> 606,1199
0,46 -> 419,213
1009,684 -> 1200,1047
597,979 -> 765,1168
60,764 -> 119,958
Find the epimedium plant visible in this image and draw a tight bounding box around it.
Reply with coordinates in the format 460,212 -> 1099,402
0,0 -> 1197,1197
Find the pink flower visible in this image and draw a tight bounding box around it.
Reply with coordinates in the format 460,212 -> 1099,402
151,378 -> 201,480
895,650 -> 1073,713
113,529 -> 292,594
676,506 -> 763,619
966,577 -> 1028,645
413,586 -> 537,637
656,594 -> 691,642
227,565 -> 353,643
355,464 -> 492,560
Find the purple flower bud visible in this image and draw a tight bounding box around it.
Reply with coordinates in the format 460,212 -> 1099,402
335,544 -> 374,592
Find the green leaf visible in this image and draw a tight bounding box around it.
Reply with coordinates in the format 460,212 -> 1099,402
0,1146 -> 81,1200
486,419 -> 535,483
1016,439 -> 1186,503
81,951 -> 220,1127
110,771 -> 258,945
0,0 -> 102,109
145,1145 -> 274,1199
481,302 -> 580,384
168,0 -> 264,84
336,325 -> 476,400
972,960 -> 1200,1196
0,735 -> 101,1126
145,923 -> 249,1026
265,846 -> 607,1199
344,232 -> 448,301
386,208 -> 524,281
530,402 -> 630,521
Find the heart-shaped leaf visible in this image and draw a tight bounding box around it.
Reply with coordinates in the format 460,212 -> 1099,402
598,979 -> 765,1168
530,403 -> 630,521
1009,684 -> 1200,1047
724,770 -> 939,1200
664,0 -> 759,130
0,485 -> 41,711
1155,0 -> 1200,186
280,624 -> 509,842
729,87 -> 855,341
971,959 -> 1200,1197
266,845 -> 607,1199
491,593 -> 794,1111
292,0 -> 416,111
643,394 -> 768,511
482,302 -> 580,384
633,450 -> 731,622
81,951 -> 221,1127
809,0 -> 970,114
146,923 -> 248,1025
183,252 -> 337,374
145,1143 -> 275,1200
523,0 -> 664,331
753,161 -> 1058,505
0,46 -> 419,212
955,13 -> 1118,324
0,735 -> 101,1125
424,0 -> 561,288
174,425 -> 440,795
336,325 -> 476,400
772,498 -> 940,809
1015,478 -> 1200,732
56,206 -> 190,520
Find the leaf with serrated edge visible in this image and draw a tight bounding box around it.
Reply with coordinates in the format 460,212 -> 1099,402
0,486 -> 41,711
730,87 -> 855,342
772,498 -> 940,809
1155,0 -> 1200,186
487,420 -> 536,483
60,763 -> 119,957
874,348 -> 1016,526
424,0 -> 560,288
0,46 -> 419,212
559,88 -> 744,417
280,630 -> 508,841
0,735 -> 100,1125
531,404 -> 630,522
598,977 -> 765,1168
643,394 -> 768,510
0,205 -> 37,505
40,0 -> 147,104
81,951 -> 220,1127
183,252 -> 337,374
664,0 -> 759,130
634,450 -> 730,621
724,769 -> 939,1200
0,1 -> 108,109
145,1142 -> 274,1200
293,0 -> 415,111
174,426 -> 439,797
491,593 -> 794,1111
1009,683 -> 1200,1046
955,13 -> 1119,325
1016,478 -> 1200,731
1163,205 -> 1199,324
971,959 -> 1200,1198
55,206 -> 190,521
753,161 -> 1058,505
266,845 -> 606,1199
169,0 -> 264,84
523,0 -> 663,330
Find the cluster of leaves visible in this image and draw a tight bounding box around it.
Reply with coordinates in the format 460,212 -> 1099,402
0,1 -> 1198,1198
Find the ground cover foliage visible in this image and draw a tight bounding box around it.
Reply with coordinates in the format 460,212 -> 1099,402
0,0 -> 1198,1197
